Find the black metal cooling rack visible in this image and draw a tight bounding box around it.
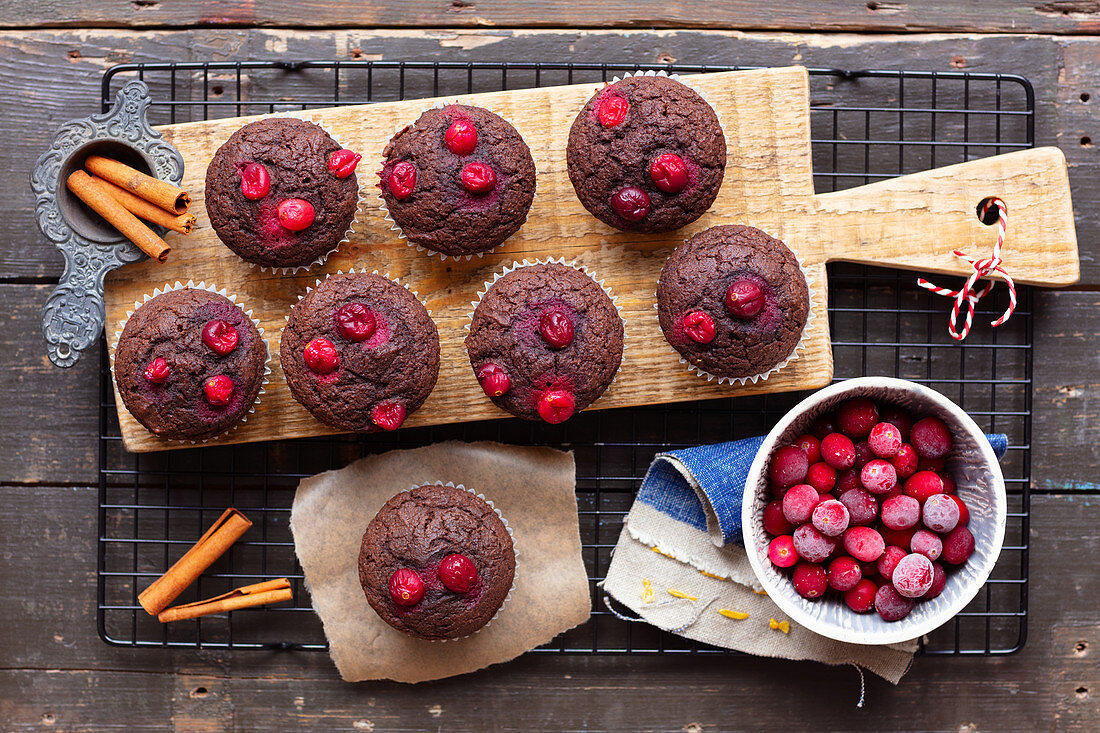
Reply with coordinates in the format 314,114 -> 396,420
98,61 -> 1032,656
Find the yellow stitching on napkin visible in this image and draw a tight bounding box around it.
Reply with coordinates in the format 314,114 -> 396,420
651,545 -> 676,559
698,570 -> 726,580
769,618 -> 790,634
718,609 -> 749,620
753,589 -> 768,595
641,578 -> 654,603
667,588 -> 697,601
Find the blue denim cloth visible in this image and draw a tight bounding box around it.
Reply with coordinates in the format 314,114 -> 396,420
636,433 -> 1008,546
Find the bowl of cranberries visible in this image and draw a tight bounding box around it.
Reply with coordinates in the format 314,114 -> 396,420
741,377 -> 1007,645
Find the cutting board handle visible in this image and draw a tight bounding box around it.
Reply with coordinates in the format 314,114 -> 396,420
812,147 -> 1079,287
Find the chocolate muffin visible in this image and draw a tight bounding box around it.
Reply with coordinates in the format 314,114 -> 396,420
205,117 -> 360,269
465,263 -> 624,424
359,483 -> 515,641
657,225 -> 810,381
378,104 -> 536,257
567,74 -> 726,233
113,287 -> 267,441
280,272 -> 439,433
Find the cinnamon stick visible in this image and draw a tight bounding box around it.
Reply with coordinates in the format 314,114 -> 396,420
93,175 -> 195,234
85,154 -> 191,214
157,578 -> 294,623
66,171 -> 171,262
138,508 -> 253,615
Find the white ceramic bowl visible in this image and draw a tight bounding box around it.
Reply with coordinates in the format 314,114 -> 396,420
741,377 -> 1007,645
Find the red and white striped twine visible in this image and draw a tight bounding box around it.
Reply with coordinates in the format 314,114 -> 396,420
917,197 -> 1017,341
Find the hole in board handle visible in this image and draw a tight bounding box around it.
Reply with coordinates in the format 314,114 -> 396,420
975,197 -> 1001,226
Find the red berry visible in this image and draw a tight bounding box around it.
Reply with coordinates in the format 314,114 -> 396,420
879,405 -> 913,441
770,445 -> 809,489
827,556 -> 863,592
805,462 -> 836,493
922,562 -> 948,600
892,553 -> 934,598
388,568 -> 424,606
891,443 -> 919,479
860,459 -> 898,495
723,278 -> 766,319
763,499 -> 794,537
852,440 -> 874,469
303,338 -> 339,375
880,526 -> 917,550
868,422 -> 903,458
681,311 -> 716,344
820,433 -> 855,470
947,494 -> 970,526
538,309 -> 575,349
838,488 -> 878,526
203,375 -> 234,407
875,583 -> 915,621
845,578 -> 878,613
782,484 -> 819,525
877,545 -> 908,581
143,357 -> 170,384
597,95 -> 629,127
860,560 -> 880,579
903,471 -> 944,503
438,553 -> 478,593
335,302 -> 377,342
843,526 -> 885,563
444,119 -> 478,156
810,413 -> 838,440
388,161 -> 417,200
277,198 -> 315,232
476,363 -> 511,397
837,397 -> 879,438
648,153 -> 690,194
201,319 -> 239,355
835,469 -> 861,493
609,186 -> 650,221
881,494 -> 920,531
460,161 -> 496,194
327,148 -> 361,178
917,455 -> 946,473
794,435 -> 821,464
941,526 -> 975,565
922,493 -> 960,533
939,472 -> 957,494
371,401 -> 407,431
768,535 -> 798,568
792,561 -> 828,599
538,390 -> 575,424
812,499 -> 850,537
911,416 -> 953,459
240,162 -> 271,200
792,523 -> 836,563
910,529 -> 943,562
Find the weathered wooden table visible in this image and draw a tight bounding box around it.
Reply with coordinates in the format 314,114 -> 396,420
3,6 -> 1099,731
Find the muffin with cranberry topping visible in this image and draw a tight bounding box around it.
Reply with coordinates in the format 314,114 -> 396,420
113,287 -> 268,441
465,262 -> 624,424
280,272 -> 439,432
378,104 -> 536,257
566,74 -> 726,233
657,225 -> 810,381
205,117 -> 361,269
359,483 -> 515,640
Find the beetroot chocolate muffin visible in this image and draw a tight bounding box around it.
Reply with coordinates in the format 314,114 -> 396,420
280,272 -> 439,433
359,483 -> 515,640
657,225 -> 809,381
465,263 -> 624,424
205,117 -> 361,269
566,74 -> 726,233
378,104 -> 536,257
113,288 -> 267,441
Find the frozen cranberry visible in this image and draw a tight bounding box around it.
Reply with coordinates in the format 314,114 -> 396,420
143,357 -> 170,384
821,433 -> 856,470
805,462 -> 836,493
828,556 -> 863,592
327,148 -> 361,178
860,459 -> 898,495
679,310 -> 716,345
875,583 -> 915,621
881,526 -> 917,550
792,561 -> 828,600
597,95 -> 629,127
388,161 -> 417,199
812,499 -> 850,537
769,482 -> 788,500
879,405 -> 913,441
203,375 -> 234,407
444,119 -> 478,156
892,553 -> 934,598
538,390 -> 575,424
201,319 -> 239,355
239,162 -> 271,200
782,483 -> 819,525
917,455 -> 946,473
838,488 -> 878,526
649,153 -> 689,194
460,161 -> 496,194
860,561 -> 879,579
881,494 -> 920,531
922,493 -> 960,533
922,562 -> 948,600
438,553 -> 478,593
868,422 -> 903,458
939,472 -> 957,494
609,186 -> 650,221
476,363 -> 511,397
852,440 -> 875,469
845,578 -> 878,613
910,529 -> 943,562
277,198 -> 315,231
792,523 -> 836,563
794,434 -> 821,464
835,469 -> 861,493
768,535 -> 799,568
911,416 -> 953,459
335,302 -> 376,342
763,499 -> 794,536
891,444 -> 919,480
837,397 -> 879,438
770,445 -> 809,489
877,545 -> 908,582
537,309 -> 575,350
303,338 -> 339,375
810,413 -> 838,440
903,470 -> 944,503
843,526 -> 885,563
388,568 -> 424,606
370,401 -> 407,431
942,526 -> 975,565
947,494 -> 970,526
724,279 -> 765,319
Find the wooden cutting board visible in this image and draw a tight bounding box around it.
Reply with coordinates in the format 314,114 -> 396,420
104,66 -> 1078,452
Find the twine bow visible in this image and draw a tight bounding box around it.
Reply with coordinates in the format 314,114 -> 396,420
917,197 -> 1017,341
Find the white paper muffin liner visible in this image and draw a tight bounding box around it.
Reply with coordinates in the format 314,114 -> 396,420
377,100 -> 538,261
109,280 -> 271,445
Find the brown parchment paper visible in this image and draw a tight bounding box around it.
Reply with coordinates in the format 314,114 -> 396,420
290,440 -> 591,683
